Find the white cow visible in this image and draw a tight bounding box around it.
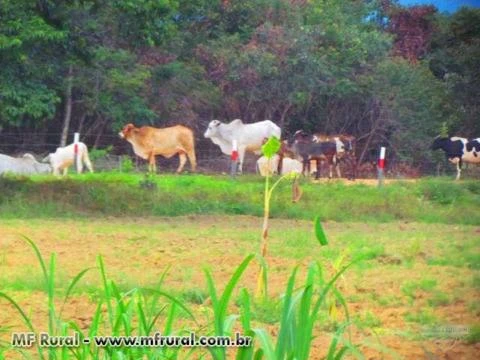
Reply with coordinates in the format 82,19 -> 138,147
204,119 -> 281,173
43,142 -> 94,176
256,155 -> 280,176
256,155 -> 303,176
282,157 -> 303,175
0,153 -> 52,175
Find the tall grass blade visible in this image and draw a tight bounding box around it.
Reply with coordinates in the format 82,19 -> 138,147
47,253 -> 56,337
137,298 -> 148,335
143,288 -> 195,321
0,292 -> 44,360
60,267 -> 94,318
326,322 -> 349,359
276,266 -> 298,359
314,216 -> 328,246
236,289 -> 254,360
217,254 -> 254,336
205,269 -> 219,310
164,303 -> 176,336
297,264 -> 317,359
146,305 -> 168,334
21,236 -> 48,284
98,256 -> 114,329
252,329 -> 276,360
256,255 -> 269,300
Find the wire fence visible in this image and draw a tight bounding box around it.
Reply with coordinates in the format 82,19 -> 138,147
0,132 -> 479,179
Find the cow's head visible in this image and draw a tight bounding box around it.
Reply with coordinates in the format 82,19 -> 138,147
290,130 -> 311,145
431,136 -> 448,151
119,123 -> 136,139
204,120 -> 221,138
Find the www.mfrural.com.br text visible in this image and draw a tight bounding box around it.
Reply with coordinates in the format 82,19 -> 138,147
11,332 -> 252,348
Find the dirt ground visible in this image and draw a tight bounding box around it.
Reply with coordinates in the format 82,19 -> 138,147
0,216 -> 479,359
310,178 -> 418,186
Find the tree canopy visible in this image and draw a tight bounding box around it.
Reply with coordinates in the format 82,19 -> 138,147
0,0 -> 478,169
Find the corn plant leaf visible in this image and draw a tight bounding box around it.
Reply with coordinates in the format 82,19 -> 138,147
261,136 -> 281,159
314,216 -> 328,246
276,266 -> 298,359
253,328 -> 276,360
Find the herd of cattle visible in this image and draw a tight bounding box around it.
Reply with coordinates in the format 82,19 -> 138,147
0,119 -> 479,180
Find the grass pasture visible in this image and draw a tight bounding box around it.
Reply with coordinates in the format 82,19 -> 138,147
0,174 -> 479,359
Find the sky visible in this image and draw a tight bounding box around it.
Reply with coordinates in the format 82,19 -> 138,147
399,0 -> 480,13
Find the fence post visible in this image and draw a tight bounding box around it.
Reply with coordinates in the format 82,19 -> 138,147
74,132 -> 80,173
230,139 -> 238,177
377,146 -> 386,187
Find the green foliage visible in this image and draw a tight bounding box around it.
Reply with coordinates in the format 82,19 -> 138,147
0,1 -> 65,125
440,122 -> 449,137
0,0 -> 476,168
261,136 -> 281,159
89,146 -> 113,161
466,325 -> 480,344
314,216 -> 328,246
0,175 -> 479,225
404,308 -> 438,326
429,8 -> 480,135
120,156 -> 135,173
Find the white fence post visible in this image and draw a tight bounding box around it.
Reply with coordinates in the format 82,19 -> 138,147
377,146 -> 386,187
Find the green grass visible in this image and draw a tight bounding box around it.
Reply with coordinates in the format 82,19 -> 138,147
404,308 -> 439,326
0,173 -> 479,224
401,278 -> 438,302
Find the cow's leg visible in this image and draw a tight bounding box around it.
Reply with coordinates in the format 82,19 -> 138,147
62,167 -> 68,176
148,152 -> 156,173
316,158 -> 321,180
304,158 -> 311,177
350,155 -> 357,180
335,157 -> 342,178
176,152 -> 187,173
186,149 -> 197,172
83,151 -> 94,173
456,159 -> 462,180
328,157 -> 333,179
77,152 -> 84,174
237,147 -> 246,174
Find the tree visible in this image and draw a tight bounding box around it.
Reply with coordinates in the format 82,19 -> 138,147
429,7 -> 480,136
0,0 -> 65,128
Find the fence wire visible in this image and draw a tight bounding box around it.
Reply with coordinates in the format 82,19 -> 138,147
0,133 -> 479,179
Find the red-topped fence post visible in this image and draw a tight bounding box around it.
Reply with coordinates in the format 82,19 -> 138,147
377,146 -> 386,187
230,139 -> 238,177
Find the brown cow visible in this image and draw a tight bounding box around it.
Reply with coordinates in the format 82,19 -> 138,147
119,123 -> 196,173
288,130 -> 337,179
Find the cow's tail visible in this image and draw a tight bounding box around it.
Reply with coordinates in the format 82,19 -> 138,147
82,146 -> 94,173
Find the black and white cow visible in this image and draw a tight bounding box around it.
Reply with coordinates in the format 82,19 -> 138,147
431,136 -> 480,180
466,138 -> 480,154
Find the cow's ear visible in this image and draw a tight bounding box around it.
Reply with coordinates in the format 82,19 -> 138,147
124,123 -> 135,133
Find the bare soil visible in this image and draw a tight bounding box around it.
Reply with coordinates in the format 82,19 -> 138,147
0,216 -> 478,359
